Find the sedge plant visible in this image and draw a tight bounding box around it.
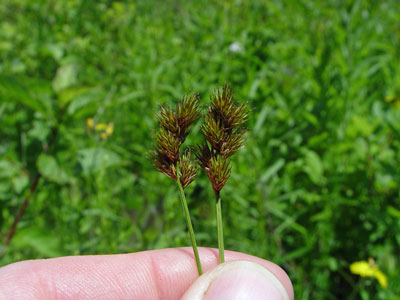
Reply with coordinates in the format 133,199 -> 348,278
196,85 -> 248,263
150,85 -> 247,271
149,94 -> 203,275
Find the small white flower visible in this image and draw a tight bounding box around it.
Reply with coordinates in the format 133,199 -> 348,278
229,42 -> 244,53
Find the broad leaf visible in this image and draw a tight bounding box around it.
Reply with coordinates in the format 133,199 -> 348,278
78,148 -> 122,174
37,154 -> 70,184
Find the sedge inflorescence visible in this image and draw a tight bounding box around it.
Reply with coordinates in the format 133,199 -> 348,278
149,84 -> 248,270
197,84 -> 248,196
149,93 -> 200,189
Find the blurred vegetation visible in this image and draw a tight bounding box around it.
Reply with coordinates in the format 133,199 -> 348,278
1,0 -> 400,298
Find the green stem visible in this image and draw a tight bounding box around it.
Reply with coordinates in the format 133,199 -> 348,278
176,166 -> 203,275
216,193 -> 225,263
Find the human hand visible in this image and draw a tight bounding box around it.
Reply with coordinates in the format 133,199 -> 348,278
0,247 -> 293,300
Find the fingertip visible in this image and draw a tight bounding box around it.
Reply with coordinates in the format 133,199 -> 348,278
222,250 -> 294,300
181,261 -> 292,300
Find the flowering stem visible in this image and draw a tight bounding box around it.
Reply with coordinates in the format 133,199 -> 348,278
176,165 -> 203,275
216,193 -> 225,263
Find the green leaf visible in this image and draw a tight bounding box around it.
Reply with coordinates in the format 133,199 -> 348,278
78,148 -> 122,174
43,43 -> 64,61
253,106 -> 270,135
57,86 -> 94,108
13,227 -> 64,257
0,182 -> 12,200
0,160 -> 19,178
375,173 -> 397,191
302,111 -> 319,127
28,120 -> 51,142
66,89 -> 103,118
12,174 -> 29,194
259,158 -> 285,184
52,64 -> 78,92
347,115 -> 375,138
387,206 -> 400,219
37,154 -> 70,184
0,75 -> 53,118
302,149 -> 325,185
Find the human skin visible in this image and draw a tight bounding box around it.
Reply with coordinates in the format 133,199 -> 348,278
0,247 -> 294,300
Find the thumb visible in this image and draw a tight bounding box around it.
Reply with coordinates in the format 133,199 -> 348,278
181,261 -> 291,300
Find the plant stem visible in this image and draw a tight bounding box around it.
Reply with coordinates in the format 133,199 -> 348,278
1,174 -> 41,257
176,165 -> 203,275
216,193 -> 224,263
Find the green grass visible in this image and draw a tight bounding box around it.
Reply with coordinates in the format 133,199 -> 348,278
1,0 -> 400,299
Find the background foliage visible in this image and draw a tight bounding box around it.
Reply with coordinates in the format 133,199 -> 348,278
1,0 -> 400,298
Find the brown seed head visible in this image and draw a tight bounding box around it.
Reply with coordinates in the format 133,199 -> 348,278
195,143 -> 215,170
201,85 -> 248,158
154,128 -> 181,164
148,150 -> 177,181
206,156 -> 231,195
177,93 -> 201,131
201,114 -> 227,154
178,150 -> 198,189
157,93 -> 200,142
209,84 -> 248,131
219,129 -> 247,158
151,92 -> 201,187
198,84 -> 248,196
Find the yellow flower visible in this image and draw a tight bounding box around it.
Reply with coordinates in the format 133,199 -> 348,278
86,118 -> 94,129
87,119 -> 114,139
374,269 -> 388,289
350,259 -> 388,288
385,95 -> 395,103
350,261 -> 375,276
95,123 -> 108,131
105,123 -> 114,135
384,95 -> 400,108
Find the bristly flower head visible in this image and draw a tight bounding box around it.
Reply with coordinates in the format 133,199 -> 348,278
150,93 -> 200,189
197,84 -> 248,196
206,156 -> 231,194
209,84 -> 248,131
157,93 -> 201,142
179,150 -> 198,189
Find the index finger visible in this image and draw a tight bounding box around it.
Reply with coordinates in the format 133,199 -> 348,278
0,247 -> 293,300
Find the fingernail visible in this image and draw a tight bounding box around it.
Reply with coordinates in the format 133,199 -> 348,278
181,261 -> 289,300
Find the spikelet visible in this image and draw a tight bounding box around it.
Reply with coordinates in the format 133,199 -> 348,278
150,93 -> 200,189
197,84 -> 248,196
